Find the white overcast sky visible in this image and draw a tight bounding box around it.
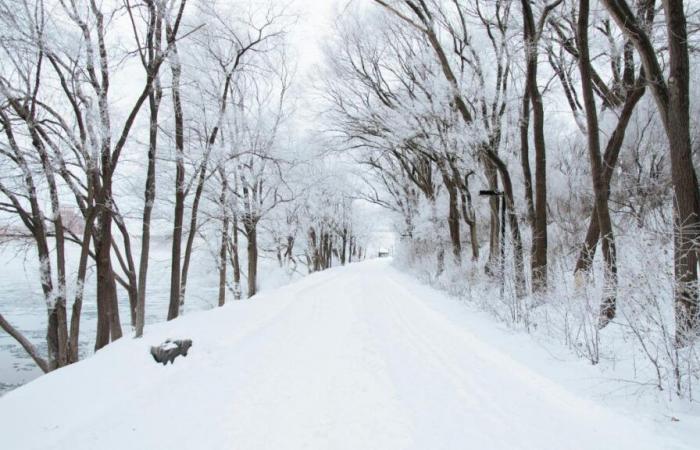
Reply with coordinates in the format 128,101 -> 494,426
289,0 -> 397,241
291,0 -> 346,71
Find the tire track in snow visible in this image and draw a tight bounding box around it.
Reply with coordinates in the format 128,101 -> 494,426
371,264 -> 672,450
355,271 -> 517,449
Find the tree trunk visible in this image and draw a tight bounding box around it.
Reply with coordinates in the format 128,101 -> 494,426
323,232 -> 332,269
20,105 -> 70,367
218,174 -> 229,307
574,80 -> 645,274
175,46 -> 232,315
32,226 -> 62,368
341,228 -> 348,265
483,147 -> 527,298
440,166 -> 462,264
246,221 -> 258,298
519,88 -> 535,226
429,197 -> 445,276
459,173 -> 479,261
168,20 -> 186,326
136,77 -> 162,337
112,215 -> 138,327
48,206 -> 68,368
69,205 -> 95,363
309,227 -> 320,272
447,183 -> 462,264
37,136 -> 69,368
94,183 -> 122,350
664,0 -> 700,343
285,235 -> 295,266
485,161 -> 500,274
521,0 -> 548,292
175,157 -> 208,318
230,214 -> 242,300
218,221 -> 229,307
578,0 -> 618,326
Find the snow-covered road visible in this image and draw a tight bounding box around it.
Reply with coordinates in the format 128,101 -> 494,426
0,259 -> 689,449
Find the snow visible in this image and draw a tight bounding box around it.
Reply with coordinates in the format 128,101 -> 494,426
0,259 -> 696,450
159,341 -> 178,351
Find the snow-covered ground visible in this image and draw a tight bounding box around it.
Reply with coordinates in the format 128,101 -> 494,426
0,259 -> 696,449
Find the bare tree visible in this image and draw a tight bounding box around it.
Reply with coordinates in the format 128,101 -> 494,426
130,0 -> 166,337
519,0 -> 563,291
171,1 -> 288,316
576,0 -> 618,326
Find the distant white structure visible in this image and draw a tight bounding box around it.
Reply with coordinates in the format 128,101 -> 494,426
366,230 -> 396,259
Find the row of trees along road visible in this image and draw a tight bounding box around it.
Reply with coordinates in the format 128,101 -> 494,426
322,0 -> 699,349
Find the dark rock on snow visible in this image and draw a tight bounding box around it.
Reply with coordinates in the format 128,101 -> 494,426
150,339 -> 193,365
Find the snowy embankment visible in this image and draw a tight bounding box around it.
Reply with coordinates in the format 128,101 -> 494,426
0,259 -> 696,450
0,240 -> 299,394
